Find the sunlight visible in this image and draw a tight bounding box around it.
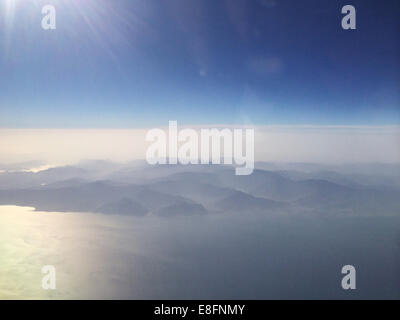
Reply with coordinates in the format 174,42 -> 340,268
4,0 -> 17,17
2,0 -> 19,32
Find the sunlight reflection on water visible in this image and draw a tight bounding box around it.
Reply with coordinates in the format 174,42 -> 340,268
0,205 -> 148,299
1,205 -> 399,299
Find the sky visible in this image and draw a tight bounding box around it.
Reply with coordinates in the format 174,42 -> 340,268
0,126 -> 399,165
0,0 -> 399,128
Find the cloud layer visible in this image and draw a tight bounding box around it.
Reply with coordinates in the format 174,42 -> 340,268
0,126 -> 399,166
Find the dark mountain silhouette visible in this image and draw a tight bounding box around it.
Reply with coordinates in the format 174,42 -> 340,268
146,179 -> 233,206
0,162 -> 399,217
213,191 -> 285,214
155,202 -> 207,217
96,197 -> 148,216
0,181 -> 197,215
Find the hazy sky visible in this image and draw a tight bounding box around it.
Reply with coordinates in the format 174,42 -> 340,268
0,0 -> 399,127
0,126 -> 399,165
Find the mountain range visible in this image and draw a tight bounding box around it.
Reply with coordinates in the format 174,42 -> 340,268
0,160 -> 399,217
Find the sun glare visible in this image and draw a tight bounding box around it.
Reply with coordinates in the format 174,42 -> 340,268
3,0 -> 18,26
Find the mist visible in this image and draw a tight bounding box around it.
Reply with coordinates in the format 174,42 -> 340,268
0,125 -> 399,167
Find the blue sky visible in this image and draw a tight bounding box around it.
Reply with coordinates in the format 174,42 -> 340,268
0,0 -> 399,127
